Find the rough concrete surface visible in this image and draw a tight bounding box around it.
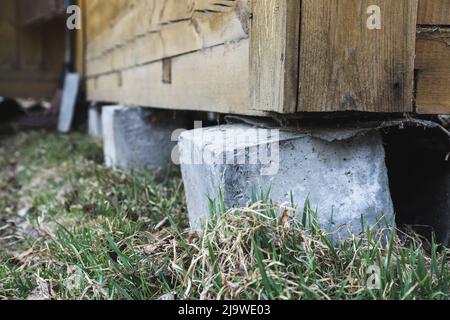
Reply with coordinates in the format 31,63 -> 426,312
102,106 -> 183,172
179,124 -> 394,239
88,104 -> 103,140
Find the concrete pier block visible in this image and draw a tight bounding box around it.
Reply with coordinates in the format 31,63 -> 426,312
102,106 -> 182,172
88,104 -> 103,140
179,124 -> 394,238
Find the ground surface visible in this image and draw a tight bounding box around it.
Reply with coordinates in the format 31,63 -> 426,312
0,131 -> 448,300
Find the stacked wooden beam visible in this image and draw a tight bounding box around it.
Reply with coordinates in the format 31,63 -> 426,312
416,0 -> 450,114
84,0 -> 450,116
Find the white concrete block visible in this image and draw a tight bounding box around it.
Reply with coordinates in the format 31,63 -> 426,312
102,106 -> 182,172
88,104 -> 103,140
179,124 -> 394,239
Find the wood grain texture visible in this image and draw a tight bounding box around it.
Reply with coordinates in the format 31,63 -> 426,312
84,0 -> 261,115
418,0 -> 450,25
75,0 -> 86,78
298,0 -> 418,113
87,40 -> 264,116
415,28 -> 450,114
85,0 -> 250,77
250,0 -> 301,113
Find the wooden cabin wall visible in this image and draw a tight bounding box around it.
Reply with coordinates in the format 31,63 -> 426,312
84,0 -> 450,115
0,0 -> 66,99
295,0 -> 417,113
417,0 -> 450,25
415,28 -> 450,114
250,0 -> 301,114
84,0 -> 256,115
75,0 -> 86,80
415,0 -> 450,114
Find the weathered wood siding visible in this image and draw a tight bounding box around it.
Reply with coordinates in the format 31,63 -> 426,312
84,0 -> 449,115
415,28 -> 450,114
75,0 -> 87,79
85,0 -> 255,114
250,0 -> 300,113
415,0 -> 450,115
297,0 -> 417,113
418,0 -> 450,25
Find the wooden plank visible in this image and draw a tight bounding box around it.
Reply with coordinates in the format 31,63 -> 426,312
84,0 -> 257,115
415,28 -> 450,114
298,0 -> 418,113
418,0 -> 450,25
87,39 -> 264,116
85,0 -> 249,77
75,0 -> 86,78
250,0 -> 301,113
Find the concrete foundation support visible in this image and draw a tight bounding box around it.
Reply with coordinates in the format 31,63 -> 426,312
88,104 -> 103,140
102,106 -> 183,172
179,124 -> 395,239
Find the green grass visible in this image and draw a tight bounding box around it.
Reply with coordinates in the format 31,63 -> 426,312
0,131 -> 448,300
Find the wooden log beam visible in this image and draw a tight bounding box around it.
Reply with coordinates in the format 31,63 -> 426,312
415,28 -> 450,114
